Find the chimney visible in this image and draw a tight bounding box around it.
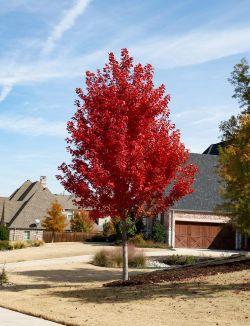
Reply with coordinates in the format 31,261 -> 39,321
40,176 -> 47,188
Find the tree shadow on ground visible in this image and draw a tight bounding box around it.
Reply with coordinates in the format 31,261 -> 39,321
51,281 -> 250,304
14,266 -> 142,283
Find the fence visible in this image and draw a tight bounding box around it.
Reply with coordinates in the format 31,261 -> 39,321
43,231 -> 99,243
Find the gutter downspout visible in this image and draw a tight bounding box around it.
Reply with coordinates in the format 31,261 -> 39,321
171,210 -> 175,248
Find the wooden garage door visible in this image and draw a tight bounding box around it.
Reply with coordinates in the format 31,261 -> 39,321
175,221 -> 235,249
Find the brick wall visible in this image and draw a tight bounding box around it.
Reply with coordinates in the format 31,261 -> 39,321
9,229 -> 43,241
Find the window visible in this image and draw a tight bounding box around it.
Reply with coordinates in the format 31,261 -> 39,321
65,209 -> 73,221
24,231 -> 30,240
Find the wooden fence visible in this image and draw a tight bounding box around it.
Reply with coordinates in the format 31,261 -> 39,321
43,231 -> 100,243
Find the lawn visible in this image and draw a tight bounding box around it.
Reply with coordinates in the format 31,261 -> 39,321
0,261 -> 249,326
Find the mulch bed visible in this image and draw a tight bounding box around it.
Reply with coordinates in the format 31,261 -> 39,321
104,258 -> 250,287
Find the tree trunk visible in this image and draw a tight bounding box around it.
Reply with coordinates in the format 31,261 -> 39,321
121,219 -> 128,281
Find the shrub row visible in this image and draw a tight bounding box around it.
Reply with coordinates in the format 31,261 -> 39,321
162,255 -> 197,265
0,240 -> 44,251
128,233 -> 168,249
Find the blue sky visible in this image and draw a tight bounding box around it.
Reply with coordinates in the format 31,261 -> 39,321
1,0 -> 250,196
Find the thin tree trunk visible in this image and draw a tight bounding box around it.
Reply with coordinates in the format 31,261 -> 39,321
121,219 -> 128,281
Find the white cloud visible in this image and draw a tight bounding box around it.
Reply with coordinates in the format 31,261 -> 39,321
0,84 -> 13,102
0,48 -> 105,102
131,26 -> 250,68
0,115 -> 66,137
42,0 -> 91,55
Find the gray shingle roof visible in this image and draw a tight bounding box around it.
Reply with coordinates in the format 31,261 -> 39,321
55,194 -> 77,210
172,153 -> 223,212
0,180 -> 79,229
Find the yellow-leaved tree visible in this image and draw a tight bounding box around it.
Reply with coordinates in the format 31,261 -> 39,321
218,114 -> 250,235
42,200 -> 67,242
70,211 -> 94,233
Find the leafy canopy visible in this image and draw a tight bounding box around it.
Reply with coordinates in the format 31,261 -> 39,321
70,211 -> 93,232
220,58 -> 250,140
218,114 -> 250,234
0,225 -> 9,241
58,49 -> 197,220
42,200 -> 67,232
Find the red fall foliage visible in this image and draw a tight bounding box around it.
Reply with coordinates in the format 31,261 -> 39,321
58,48 -> 197,222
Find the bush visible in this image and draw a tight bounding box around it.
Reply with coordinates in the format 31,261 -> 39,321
92,246 -> 146,268
0,265 -> 8,284
0,240 -> 44,251
11,241 -> 28,249
92,250 -> 110,267
152,220 -> 166,243
26,240 -> 44,247
0,241 -> 11,251
87,234 -> 116,243
103,220 -> 116,237
162,255 -> 196,266
134,240 -> 168,249
129,233 -> 146,246
0,225 -> 9,241
128,254 -> 146,268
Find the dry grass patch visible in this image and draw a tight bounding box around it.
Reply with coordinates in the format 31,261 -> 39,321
0,262 -> 249,326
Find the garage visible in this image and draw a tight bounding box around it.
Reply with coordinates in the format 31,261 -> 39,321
175,221 -> 235,249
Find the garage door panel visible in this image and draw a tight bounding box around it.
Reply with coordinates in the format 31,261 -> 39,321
175,221 -> 235,249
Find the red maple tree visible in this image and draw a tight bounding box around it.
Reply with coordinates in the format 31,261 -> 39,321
58,49 -> 197,280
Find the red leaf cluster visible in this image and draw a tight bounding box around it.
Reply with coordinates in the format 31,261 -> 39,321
58,49 -> 198,220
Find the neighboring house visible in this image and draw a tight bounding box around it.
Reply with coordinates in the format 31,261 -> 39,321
0,177 -> 101,241
0,145 -> 247,249
203,141 -> 227,155
146,149 -> 245,250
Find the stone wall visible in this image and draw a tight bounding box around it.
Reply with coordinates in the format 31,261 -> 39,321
9,229 -> 43,241
173,211 -> 230,223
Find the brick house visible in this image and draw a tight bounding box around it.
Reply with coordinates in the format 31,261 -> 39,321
145,145 -> 247,250
0,177 -> 101,241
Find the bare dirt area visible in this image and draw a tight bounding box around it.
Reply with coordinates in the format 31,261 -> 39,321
0,261 -> 249,326
0,242 -> 167,264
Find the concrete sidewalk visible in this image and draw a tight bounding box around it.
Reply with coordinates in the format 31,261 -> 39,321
0,307 -> 63,326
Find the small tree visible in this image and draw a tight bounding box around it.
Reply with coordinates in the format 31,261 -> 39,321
152,220 -> 166,243
0,264 -> 8,285
103,220 -> 116,237
42,200 -> 67,242
0,225 -> 9,241
218,114 -> 250,235
70,211 -> 93,232
58,49 -> 197,281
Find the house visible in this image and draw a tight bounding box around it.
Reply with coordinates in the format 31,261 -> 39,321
146,150 -> 244,250
1,145 -> 246,249
0,177 -> 101,241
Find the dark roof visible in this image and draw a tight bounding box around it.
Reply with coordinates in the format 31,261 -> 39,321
172,153 -> 223,212
0,180 -> 79,229
203,141 -> 227,155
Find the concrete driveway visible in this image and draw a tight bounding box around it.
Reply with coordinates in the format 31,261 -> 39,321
1,246 -> 244,270
0,307 -> 63,326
